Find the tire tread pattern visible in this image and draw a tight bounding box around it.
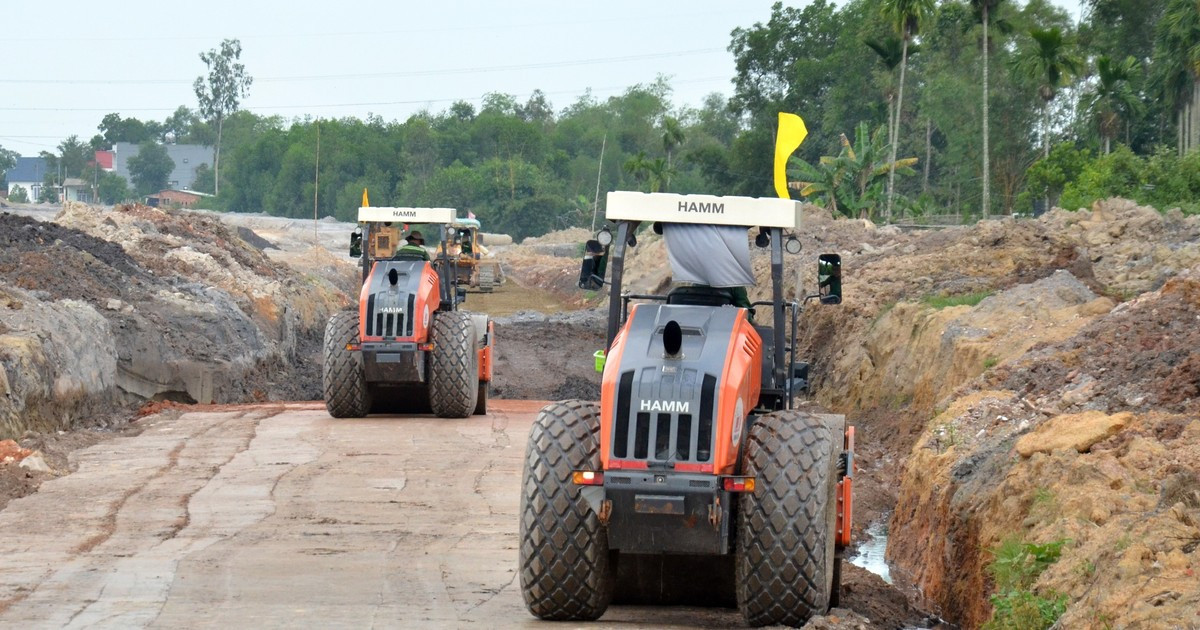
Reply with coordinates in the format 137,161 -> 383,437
736,411 -> 836,627
518,400 -> 613,620
428,311 -> 478,418
322,311 -> 370,418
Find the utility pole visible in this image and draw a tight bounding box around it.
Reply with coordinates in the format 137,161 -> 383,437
591,132 -> 607,231
314,121 -> 320,247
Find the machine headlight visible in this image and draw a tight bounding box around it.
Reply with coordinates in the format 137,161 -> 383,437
596,227 -> 613,247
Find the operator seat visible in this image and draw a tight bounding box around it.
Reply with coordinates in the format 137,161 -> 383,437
666,285 -> 736,307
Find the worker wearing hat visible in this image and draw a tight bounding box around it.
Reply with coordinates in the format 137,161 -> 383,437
393,229 -> 430,261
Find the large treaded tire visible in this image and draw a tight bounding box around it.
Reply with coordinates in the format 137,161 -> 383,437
322,310 -> 371,418
519,400 -> 614,621
428,311 -> 478,418
736,411 -> 840,627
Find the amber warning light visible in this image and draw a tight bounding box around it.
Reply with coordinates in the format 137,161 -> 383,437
723,476 -> 756,492
572,471 -> 604,486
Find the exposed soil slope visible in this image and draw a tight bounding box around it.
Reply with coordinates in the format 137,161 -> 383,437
0,203 -> 351,438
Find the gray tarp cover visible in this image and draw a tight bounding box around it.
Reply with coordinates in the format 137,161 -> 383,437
663,223 -> 755,287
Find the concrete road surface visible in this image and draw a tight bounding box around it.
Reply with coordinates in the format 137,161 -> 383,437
0,401 -> 743,629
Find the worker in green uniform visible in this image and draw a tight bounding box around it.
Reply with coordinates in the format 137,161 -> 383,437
393,230 -> 430,261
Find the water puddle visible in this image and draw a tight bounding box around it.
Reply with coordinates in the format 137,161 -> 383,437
849,518 -> 892,584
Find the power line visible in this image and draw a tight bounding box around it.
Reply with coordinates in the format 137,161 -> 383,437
0,76 -> 730,114
0,49 -> 724,86
1,11 -> 742,43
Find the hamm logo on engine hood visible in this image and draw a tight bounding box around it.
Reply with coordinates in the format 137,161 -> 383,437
640,400 -> 690,413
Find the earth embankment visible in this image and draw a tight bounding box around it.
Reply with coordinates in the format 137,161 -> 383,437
0,202 -> 352,437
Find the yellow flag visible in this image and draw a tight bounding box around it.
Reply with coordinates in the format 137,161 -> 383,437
362,188 -> 370,207
773,112 -> 808,199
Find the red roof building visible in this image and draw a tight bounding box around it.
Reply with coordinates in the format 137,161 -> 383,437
93,150 -> 114,171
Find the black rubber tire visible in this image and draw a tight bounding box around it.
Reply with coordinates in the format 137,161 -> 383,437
322,310 -> 371,418
428,311 -> 479,418
736,411 -> 840,627
519,400 -> 614,621
473,381 -> 489,415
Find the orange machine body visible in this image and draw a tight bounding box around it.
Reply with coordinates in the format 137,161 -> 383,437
477,319 -> 495,382
599,304 -> 762,475
357,260 -> 441,343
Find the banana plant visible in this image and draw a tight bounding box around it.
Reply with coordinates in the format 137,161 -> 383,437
792,122 -> 918,221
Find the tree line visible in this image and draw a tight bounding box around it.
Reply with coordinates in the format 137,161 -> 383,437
4,0 -> 1200,233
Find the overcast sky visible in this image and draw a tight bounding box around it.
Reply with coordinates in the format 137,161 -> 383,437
3,0 -> 1081,156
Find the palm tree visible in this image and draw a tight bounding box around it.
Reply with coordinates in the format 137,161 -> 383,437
1153,0 -> 1200,155
864,37 -> 907,157
1084,56 -> 1143,154
881,0 -> 936,224
970,0 -> 1005,218
623,152 -> 673,193
661,117 -> 685,190
793,123 -> 918,221
1013,28 -> 1082,159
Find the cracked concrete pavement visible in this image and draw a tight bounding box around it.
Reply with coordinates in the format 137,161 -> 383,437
0,401 -> 748,629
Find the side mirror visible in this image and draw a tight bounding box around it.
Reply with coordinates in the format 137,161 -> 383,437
818,254 -> 842,305
578,239 -> 607,290
349,229 -> 362,258
791,362 -> 810,395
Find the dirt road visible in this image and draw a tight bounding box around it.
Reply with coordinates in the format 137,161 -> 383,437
0,401 -> 766,629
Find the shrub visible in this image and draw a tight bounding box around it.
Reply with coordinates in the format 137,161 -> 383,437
983,538 -> 1069,630
920,291 -> 991,309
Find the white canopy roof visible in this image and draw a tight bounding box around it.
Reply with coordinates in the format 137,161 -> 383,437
605,192 -> 800,229
357,207 -> 456,224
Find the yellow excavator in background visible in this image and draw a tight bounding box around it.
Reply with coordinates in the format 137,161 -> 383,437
437,216 -> 503,293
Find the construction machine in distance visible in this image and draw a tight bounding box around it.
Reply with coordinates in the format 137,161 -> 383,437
436,216 -> 503,293
322,205 -> 494,419
518,192 -> 853,627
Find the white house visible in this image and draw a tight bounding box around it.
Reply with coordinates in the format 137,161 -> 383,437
5,156 -> 49,201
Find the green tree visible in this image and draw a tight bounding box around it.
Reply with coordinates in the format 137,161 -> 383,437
98,171 -> 130,204
97,113 -> 161,148
880,0 -> 936,222
57,135 -> 90,178
194,38 -> 253,196
623,151 -> 672,193
1021,142 -> 1090,208
39,150 -> 59,184
1013,27 -> 1082,158
192,163 -> 215,194
661,116 -> 685,191
127,142 -> 175,196
1084,56 -> 1143,154
728,1 -> 848,194
794,122 -> 917,220
38,172 -> 59,203
0,144 -> 17,176
8,185 -> 29,203
865,36 -> 906,154
162,106 -> 202,143
1153,0 -> 1200,155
